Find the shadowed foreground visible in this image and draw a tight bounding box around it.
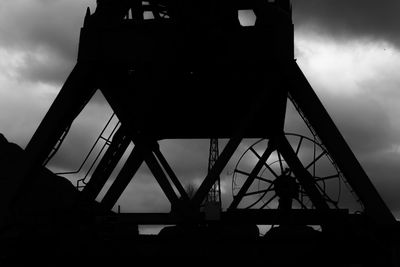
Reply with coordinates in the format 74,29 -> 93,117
0,135 -> 397,266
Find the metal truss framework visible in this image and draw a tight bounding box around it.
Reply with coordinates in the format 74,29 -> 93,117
10,61 -> 395,226
8,0 -> 396,227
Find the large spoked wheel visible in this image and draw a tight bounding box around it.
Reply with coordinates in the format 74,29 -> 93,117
232,133 -> 341,209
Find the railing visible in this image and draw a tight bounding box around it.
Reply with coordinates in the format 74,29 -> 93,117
49,113 -> 121,190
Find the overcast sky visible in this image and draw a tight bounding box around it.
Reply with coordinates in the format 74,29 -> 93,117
1,0 -> 400,220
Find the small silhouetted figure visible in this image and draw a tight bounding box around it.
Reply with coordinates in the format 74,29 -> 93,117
274,172 -> 299,211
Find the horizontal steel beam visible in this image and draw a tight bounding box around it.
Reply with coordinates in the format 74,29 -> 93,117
96,209 -> 351,225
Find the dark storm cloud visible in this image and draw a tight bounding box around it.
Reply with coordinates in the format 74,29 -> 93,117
3,0 -> 398,85
293,0 -> 400,46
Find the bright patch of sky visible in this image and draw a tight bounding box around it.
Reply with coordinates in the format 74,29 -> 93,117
295,29 -> 400,155
295,29 -> 400,97
0,48 -> 58,146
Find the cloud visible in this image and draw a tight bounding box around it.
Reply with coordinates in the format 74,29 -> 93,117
294,31 -> 400,215
0,1 -> 97,147
293,0 -> 400,47
0,0 -> 399,85
0,0 -> 95,85
0,50 -> 58,146
14,48 -> 73,85
295,33 -> 400,157
310,92 -> 398,157
1,0 -> 399,219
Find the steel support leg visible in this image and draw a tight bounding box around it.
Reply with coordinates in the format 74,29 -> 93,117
100,144 -> 145,210
143,150 -> 182,211
7,62 -> 97,219
100,86 -> 186,211
100,139 -> 190,211
153,147 -> 189,201
24,62 -> 96,167
82,127 -> 131,201
289,62 -> 395,224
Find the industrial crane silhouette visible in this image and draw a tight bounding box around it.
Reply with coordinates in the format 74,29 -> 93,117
204,138 -> 222,219
2,0 -> 399,266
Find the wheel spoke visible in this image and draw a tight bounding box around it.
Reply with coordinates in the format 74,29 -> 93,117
256,176 -> 273,184
234,169 -> 251,177
305,150 -> 327,170
244,187 -> 274,197
245,183 -> 274,209
264,164 -> 280,179
315,174 -> 339,182
232,135 -> 342,211
235,169 -> 273,183
260,194 -> 278,209
314,182 -> 338,207
250,147 -> 279,178
325,198 -> 339,208
314,179 -> 325,193
295,136 -> 304,155
293,197 -> 308,209
244,191 -> 268,209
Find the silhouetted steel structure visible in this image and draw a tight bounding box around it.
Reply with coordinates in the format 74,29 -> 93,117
3,0 -> 400,265
206,138 -> 221,205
